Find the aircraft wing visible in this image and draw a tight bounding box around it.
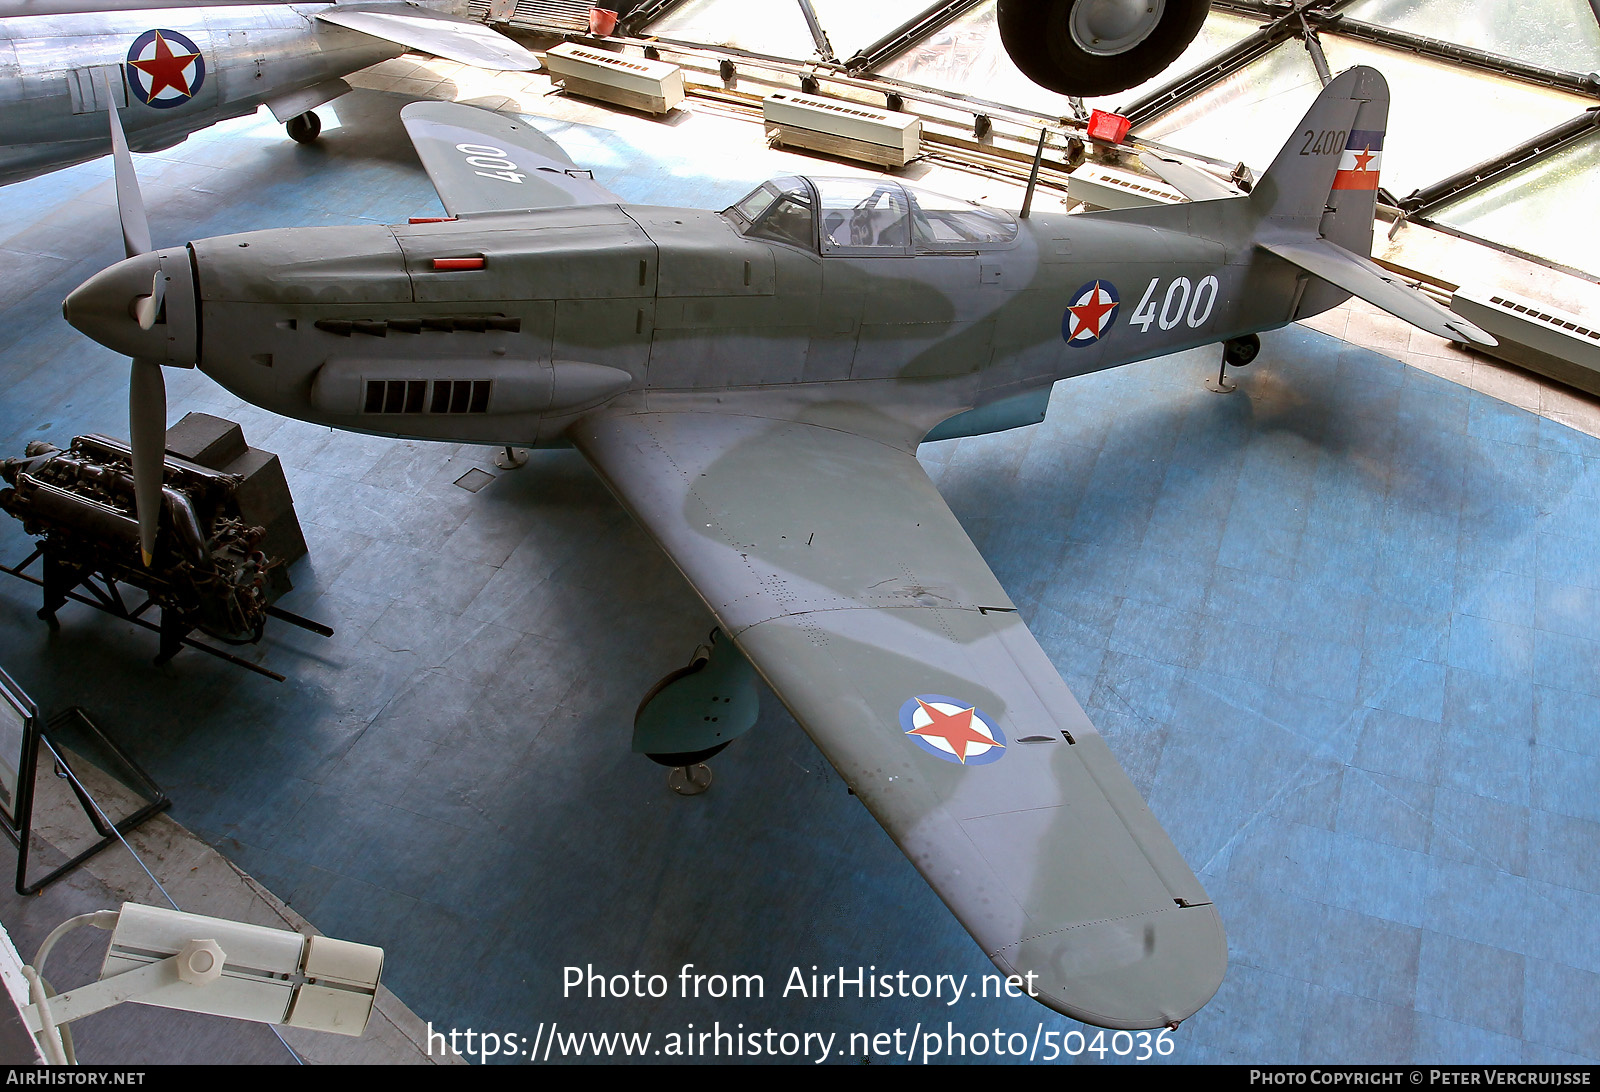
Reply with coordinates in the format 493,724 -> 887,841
315,4 -> 539,71
400,101 -> 624,216
569,406 -> 1227,1030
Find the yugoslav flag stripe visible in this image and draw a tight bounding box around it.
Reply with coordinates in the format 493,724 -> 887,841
1346,128 -> 1385,150
1332,168 -> 1380,191
1332,138 -> 1382,191
1337,148 -> 1383,171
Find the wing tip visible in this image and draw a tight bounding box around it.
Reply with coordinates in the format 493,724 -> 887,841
994,903 -> 1227,1030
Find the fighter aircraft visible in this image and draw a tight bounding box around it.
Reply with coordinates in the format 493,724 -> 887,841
61,66 -> 1494,1030
0,0 -> 537,187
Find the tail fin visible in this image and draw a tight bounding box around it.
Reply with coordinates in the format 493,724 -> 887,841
1251,65 -> 1388,262
1250,66 -> 1496,346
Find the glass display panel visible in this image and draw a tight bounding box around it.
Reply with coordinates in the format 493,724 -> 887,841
646,0 -> 818,59
874,4 -> 1262,116
1432,129 -> 1600,278
1136,41 -> 1324,172
1342,0 -> 1600,75
1318,35 -> 1591,197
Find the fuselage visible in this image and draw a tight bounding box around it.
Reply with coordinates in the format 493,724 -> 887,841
65,181 -> 1305,448
0,0 -> 464,185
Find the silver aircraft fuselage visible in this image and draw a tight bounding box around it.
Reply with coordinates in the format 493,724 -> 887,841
0,0 -> 463,185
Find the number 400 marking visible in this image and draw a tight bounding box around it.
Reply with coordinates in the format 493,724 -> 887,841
1129,275 -> 1219,333
455,143 -> 525,185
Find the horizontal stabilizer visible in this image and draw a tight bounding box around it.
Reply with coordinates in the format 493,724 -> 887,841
400,101 -> 623,216
1261,237 -> 1498,347
316,5 -> 539,71
1141,153 -> 1241,202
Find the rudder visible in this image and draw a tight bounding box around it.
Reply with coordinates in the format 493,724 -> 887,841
1251,67 -> 1389,318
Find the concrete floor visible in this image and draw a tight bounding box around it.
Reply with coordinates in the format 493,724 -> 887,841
0,62 -> 1597,1065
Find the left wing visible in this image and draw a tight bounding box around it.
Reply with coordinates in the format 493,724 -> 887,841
400,101 -> 624,216
316,3 -> 539,71
570,405 -> 1226,1030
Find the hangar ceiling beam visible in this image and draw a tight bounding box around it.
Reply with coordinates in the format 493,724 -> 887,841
1403,106 -> 1600,217
1316,15 -> 1600,98
843,0 -> 987,73
796,0 -> 837,62
624,0 -> 689,36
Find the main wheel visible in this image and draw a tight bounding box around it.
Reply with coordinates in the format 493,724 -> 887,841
997,0 -> 1211,98
286,111 -> 321,144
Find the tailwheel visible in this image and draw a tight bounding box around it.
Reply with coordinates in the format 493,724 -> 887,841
1223,334 -> 1261,367
1208,334 -> 1261,393
286,111 -> 322,144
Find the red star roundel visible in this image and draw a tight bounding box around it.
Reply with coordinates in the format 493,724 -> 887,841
126,29 -> 207,109
1061,279 -> 1120,347
899,695 -> 1006,766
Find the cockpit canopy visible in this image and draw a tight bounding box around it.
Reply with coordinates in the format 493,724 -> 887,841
725,177 -> 1018,255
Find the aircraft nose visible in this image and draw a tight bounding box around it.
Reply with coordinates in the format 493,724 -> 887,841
64,249 -> 197,367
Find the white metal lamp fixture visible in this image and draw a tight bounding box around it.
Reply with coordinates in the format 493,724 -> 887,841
18,903 -> 383,1064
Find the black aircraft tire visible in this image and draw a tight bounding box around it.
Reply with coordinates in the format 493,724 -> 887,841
1224,334 -> 1261,367
997,0 -> 1211,99
286,111 -> 322,144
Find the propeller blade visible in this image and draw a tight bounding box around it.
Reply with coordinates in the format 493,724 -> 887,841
128,359 -> 166,566
105,71 -> 151,259
132,268 -> 166,330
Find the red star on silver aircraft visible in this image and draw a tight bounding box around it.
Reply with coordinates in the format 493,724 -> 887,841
129,32 -> 201,99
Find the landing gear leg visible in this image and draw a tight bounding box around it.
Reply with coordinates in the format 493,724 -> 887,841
286,111 -> 321,144
1207,334 -> 1261,394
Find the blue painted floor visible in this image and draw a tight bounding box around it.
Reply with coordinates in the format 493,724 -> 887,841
0,88 -> 1596,1064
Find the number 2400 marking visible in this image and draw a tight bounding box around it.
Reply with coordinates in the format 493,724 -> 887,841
1129,275 -> 1219,333
1300,129 -> 1347,156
